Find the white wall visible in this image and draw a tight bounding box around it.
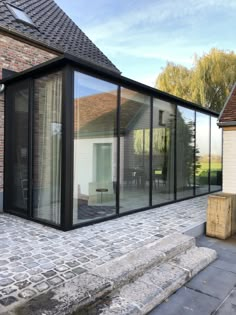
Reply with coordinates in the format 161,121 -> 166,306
223,130 -> 236,193
74,137 -> 117,197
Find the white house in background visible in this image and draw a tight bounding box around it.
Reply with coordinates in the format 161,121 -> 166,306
218,83 -> 236,193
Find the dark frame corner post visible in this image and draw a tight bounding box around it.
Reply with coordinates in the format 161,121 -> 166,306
116,86 -> 121,215
3,85 -> 11,211
61,65 -> 74,231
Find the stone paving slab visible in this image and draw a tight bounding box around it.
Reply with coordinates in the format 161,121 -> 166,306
150,235 -> 236,315
214,289 -> 236,315
186,265 -> 236,300
149,286 -> 220,315
0,195 -> 207,312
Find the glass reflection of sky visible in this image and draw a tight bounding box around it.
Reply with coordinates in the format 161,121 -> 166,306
211,117 -> 222,155
178,106 -> 194,122
196,113 -> 210,155
74,72 -> 117,98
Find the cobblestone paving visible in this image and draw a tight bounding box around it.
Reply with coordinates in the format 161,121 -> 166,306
0,196 -> 207,311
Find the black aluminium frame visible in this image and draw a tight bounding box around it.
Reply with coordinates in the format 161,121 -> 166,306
2,54 -> 222,231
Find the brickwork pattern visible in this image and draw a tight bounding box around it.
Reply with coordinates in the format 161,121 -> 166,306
0,33 -> 58,193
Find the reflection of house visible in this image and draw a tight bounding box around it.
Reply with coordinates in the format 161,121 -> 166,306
218,83 -> 236,194
74,89 -> 175,204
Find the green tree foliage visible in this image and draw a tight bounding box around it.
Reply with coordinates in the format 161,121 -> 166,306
156,62 -> 193,102
156,48 -> 236,112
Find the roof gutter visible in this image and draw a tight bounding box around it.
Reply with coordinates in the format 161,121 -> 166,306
218,121 -> 236,127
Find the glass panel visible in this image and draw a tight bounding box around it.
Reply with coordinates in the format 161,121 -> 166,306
120,88 -> 150,212
195,112 -> 210,195
33,72 -> 62,225
73,72 -> 117,224
152,99 -> 175,205
9,81 -> 29,212
210,117 -> 222,191
176,107 -> 195,199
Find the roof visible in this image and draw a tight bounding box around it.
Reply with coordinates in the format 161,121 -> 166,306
0,0 -> 120,73
218,83 -> 236,126
74,90 -> 146,137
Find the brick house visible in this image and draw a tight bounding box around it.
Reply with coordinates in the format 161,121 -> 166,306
0,0 -> 120,210
218,83 -> 236,194
0,1 -> 222,230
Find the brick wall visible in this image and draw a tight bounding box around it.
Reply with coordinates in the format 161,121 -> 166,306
0,32 -> 58,199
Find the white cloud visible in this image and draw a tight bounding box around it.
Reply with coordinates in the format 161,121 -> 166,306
55,0 -> 236,81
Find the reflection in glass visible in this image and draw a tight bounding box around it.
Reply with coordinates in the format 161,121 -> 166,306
176,107 -> 195,199
195,113 -> 210,195
33,72 -> 62,225
10,82 -> 29,212
73,72 -> 117,224
210,117 -> 222,191
152,99 -> 175,204
119,89 -> 150,212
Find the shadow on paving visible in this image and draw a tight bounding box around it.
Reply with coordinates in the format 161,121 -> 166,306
149,235 -> 236,315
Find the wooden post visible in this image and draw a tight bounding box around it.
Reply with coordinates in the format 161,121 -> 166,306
207,193 -> 236,240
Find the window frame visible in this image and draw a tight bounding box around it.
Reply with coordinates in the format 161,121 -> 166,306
7,3 -> 35,27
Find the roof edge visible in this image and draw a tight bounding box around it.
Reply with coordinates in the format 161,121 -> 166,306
0,25 -> 121,74
219,82 -> 236,122
0,25 -> 62,55
218,121 -> 236,127
0,54 -> 219,117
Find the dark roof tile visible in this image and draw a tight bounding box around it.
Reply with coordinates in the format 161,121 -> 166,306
0,0 -> 120,73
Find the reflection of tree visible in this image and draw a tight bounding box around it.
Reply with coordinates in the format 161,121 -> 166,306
153,127 -> 170,181
176,109 -> 200,190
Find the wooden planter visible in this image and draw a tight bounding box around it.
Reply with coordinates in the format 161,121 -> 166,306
207,193 -> 236,239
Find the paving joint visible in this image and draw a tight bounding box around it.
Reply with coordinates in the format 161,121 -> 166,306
0,195 -> 208,313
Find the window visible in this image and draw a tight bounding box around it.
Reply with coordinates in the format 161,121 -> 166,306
195,112 -> 210,195
153,99 -> 175,205
33,72 -> 63,225
176,106 -> 195,199
6,81 -> 29,213
120,88 -> 151,212
210,117 -> 222,192
7,4 -> 34,26
159,110 -> 165,126
73,72 -> 118,224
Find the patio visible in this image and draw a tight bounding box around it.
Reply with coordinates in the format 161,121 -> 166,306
0,195 -> 207,311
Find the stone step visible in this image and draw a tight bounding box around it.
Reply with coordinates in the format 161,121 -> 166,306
8,233 -> 197,315
89,247 -> 217,315
91,232 -> 196,290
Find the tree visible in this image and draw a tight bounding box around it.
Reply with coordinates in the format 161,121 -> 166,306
156,48 -> 236,112
156,62 -> 193,102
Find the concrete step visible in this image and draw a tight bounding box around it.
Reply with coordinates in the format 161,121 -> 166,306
9,233 -> 206,315
89,247 -> 217,315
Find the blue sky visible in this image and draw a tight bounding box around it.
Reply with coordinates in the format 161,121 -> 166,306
55,0 -> 236,87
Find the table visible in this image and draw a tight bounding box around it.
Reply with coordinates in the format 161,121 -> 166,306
96,188 -> 108,203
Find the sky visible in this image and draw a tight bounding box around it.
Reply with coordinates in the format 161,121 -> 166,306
55,0 -> 236,87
